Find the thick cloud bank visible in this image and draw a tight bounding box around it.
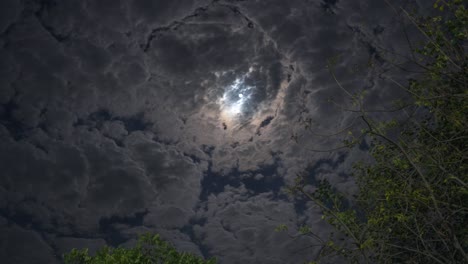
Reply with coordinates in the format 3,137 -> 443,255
0,0 -> 426,263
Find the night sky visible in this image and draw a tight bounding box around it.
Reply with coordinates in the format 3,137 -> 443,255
0,0 -> 431,263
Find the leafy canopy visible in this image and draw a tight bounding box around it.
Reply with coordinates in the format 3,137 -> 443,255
63,233 -> 216,264
283,1 -> 467,263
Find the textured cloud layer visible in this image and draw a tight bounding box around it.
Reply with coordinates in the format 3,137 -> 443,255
0,0 -> 425,263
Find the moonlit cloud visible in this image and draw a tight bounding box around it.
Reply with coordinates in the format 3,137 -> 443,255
218,68 -> 255,120
0,0 -> 423,263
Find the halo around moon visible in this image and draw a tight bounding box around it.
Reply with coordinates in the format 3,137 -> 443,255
218,67 -> 255,121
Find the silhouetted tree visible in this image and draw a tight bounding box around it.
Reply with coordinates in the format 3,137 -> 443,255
282,1 -> 467,263
64,233 -> 216,264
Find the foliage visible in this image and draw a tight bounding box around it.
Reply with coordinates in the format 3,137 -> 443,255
282,1 -> 467,263
63,233 -> 216,264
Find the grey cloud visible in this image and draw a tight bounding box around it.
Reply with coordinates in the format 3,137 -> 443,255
0,0 -> 22,34
193,186 -> 324,263
0,225 -> 58,264
0,0 -> 427,263
144,206 -> 189,229
0,49 -> 19,104
130,0 -> 199,26
51,236 -> 107,257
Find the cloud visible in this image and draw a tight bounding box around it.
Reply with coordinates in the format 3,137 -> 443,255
0,225 -> 58,264
193,185 -> 326,264
0,0 -> 425,263
52,236 -> 107,258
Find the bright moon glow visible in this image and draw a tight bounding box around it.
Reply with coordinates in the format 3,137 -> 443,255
218,71 -> 255,119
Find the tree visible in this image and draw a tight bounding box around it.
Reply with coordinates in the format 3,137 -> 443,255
63,233 -> 216,264
282,1 -> 467,263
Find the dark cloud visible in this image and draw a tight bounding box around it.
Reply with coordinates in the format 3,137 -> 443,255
0,0 -> 425,263
193,185 -> 323,264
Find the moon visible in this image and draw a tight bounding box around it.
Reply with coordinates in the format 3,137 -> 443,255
218,69 -> 255,120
